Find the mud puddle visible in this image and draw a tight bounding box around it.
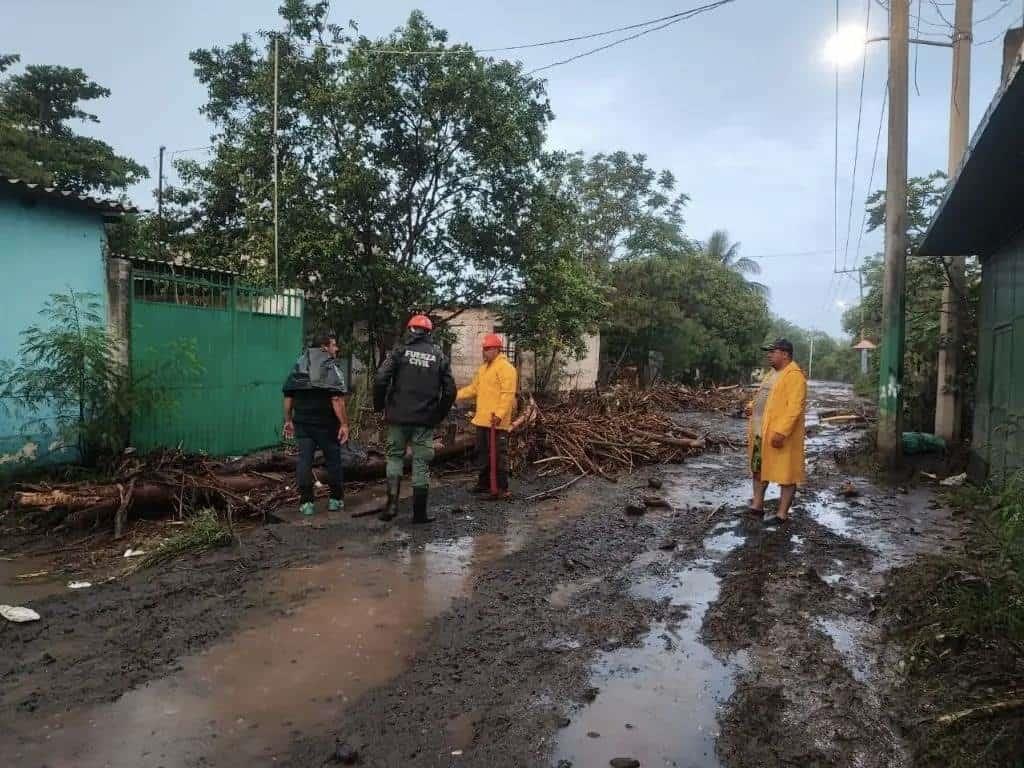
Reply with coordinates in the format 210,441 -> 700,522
554,485 -> 750,768
6,528 -> 527,768
0,554 -> 68,605
816,616 -> 880,684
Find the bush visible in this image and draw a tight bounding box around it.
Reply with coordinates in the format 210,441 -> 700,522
0,289 -> 200,468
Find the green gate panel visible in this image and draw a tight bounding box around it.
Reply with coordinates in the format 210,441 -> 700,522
130,269 -> 302,457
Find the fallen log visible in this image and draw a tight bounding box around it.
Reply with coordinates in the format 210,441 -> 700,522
13,438 -> 477,526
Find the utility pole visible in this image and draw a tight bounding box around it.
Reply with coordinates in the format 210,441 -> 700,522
272,35 -> 280,291
808,333 -> 815,380
877,0 -> 910,466
157,145 -> 166,256
934,0 -> 973,444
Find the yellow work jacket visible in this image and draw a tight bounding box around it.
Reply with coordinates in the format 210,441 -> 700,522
747,361 -> 807,485
457,354 -> 518,431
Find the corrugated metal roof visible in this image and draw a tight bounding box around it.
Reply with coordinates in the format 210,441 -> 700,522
1,176 -> 138,216
918,40 -> 1024,257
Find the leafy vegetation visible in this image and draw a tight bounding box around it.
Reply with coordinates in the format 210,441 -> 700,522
701,229 -> 768,297
137,3 -> 775,386
137,510 -> 233,570
0,290 -> 201,468
0,54 -> 147,193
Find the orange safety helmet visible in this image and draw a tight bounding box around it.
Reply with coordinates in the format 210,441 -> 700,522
482,333 -> 504,350
407,314 -> 433,331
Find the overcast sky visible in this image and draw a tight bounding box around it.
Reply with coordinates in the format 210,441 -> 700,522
8,0 -> 1021,335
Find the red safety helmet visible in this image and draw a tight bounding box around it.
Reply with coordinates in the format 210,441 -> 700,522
482,333 -> 504,350
408,314 -> 433,331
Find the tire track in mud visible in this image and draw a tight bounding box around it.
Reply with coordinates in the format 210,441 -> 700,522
281,475 -> 710,768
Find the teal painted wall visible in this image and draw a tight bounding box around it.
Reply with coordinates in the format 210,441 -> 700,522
0,194 -> 108,471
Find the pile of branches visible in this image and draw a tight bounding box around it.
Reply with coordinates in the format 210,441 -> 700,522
8,431 -> 479,534
511,384 -> 744,480
9,449 -> 281,536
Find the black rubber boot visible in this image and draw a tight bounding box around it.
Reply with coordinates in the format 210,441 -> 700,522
412,486 -> 434,524
379,477 -> 400,522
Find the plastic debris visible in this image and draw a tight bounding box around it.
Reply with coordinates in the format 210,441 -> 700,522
68,581 -> 92,590
1,605 -> 41,623
123,548 -> 146,558
940,472 -> 967,487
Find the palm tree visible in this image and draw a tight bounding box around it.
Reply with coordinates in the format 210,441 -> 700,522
702,229 -> 769,297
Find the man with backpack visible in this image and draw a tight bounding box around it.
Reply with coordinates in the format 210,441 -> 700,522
374,315 -> 457,524
282,330 -> 349,516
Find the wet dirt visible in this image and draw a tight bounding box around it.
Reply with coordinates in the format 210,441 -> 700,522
0,381 -> 969,767
7,535 -> 516,767
0,554 -> 69,606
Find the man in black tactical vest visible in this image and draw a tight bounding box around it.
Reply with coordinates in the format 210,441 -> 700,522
373,315 -> 457,524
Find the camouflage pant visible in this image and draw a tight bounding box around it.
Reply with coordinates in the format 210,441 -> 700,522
751,434 -> 763,475
386,425 -> 435,488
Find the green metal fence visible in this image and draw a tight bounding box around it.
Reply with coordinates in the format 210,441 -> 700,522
130,262 -> 303,456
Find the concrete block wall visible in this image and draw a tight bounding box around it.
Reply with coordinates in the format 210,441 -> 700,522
442,308 -> 501,387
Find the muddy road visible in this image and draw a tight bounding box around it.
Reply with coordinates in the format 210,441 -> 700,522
0,382 -> 965,767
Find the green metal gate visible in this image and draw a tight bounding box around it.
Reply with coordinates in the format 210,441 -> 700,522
130,262 -> 303,456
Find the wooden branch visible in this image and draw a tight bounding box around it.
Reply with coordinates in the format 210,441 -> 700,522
114,478 -> 137,540
627,428 -> 705,450
935,699 -> 1024,726
525,473 -> 586,503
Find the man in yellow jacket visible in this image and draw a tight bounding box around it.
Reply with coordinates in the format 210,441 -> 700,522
748,338 -> 807,526
457,333 -> 517,499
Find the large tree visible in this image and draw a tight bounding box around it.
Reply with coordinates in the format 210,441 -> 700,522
0,54 -> 147,194
168,2 -> 554,362
604,251 -> 769,384
542,150 -> 691,267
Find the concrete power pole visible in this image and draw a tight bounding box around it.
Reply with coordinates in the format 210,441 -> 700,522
934,0 -> 973,444
273,35 -> 280,291
157,145 -> 166,256
877,0 -> 910,466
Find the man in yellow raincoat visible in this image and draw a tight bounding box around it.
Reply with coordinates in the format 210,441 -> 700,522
457,333 -> 518,499
747,338 -> 807,525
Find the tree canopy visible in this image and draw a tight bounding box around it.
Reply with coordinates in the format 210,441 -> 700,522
700,229 -> 768,297
0,54 -> 147,194
162,2 -> 562,361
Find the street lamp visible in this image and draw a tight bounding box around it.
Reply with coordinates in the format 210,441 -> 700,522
825,28 -> 953,65
824,25 -> 869,66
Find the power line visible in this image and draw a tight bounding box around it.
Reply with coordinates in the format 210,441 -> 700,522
745,249 -> 838,259
842,0 -> 874,273
853,78 -> 889,272
834,0 -> 841,273
355,2 -> 737,58
527,0 -> 737,74
913,0 -> 924,95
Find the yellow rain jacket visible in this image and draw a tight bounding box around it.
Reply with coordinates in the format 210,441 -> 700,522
748,361 -> 807,485
457,354 -> 518,431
